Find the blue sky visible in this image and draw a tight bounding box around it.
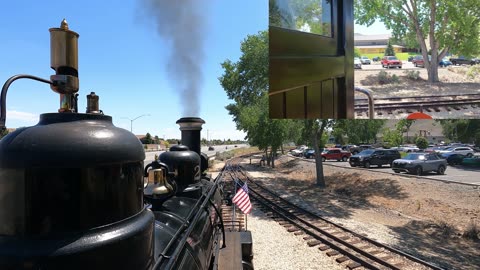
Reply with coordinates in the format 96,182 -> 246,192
1,1 -> 389,141
0,0 -> 267,141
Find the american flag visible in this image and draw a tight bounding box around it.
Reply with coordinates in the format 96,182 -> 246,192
232,183 -> 252,214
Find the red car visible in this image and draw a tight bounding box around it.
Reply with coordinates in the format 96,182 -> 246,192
381,56 -> 402,69
321,148 -> 351,162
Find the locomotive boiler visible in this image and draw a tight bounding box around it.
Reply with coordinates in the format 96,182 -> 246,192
0,20 -> 252,269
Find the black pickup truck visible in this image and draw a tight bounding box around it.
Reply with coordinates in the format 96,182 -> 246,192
449,56 -> 479,65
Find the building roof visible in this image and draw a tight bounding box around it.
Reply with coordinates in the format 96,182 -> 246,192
354,33 -> 392,41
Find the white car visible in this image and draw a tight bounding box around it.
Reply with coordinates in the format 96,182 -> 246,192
291,145 -> 307,157
437,146 -> 475,157
354,57 -> 362,69
360,56 -> 371,64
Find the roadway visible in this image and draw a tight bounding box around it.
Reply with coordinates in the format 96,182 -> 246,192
144,144 -> 249,165
320,157 -> 480,186
357,62 -> 463,70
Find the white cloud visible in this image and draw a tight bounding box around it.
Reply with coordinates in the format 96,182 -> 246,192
7,110 -> 38,123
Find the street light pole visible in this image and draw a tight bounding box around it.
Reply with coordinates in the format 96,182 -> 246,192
124,114 -> 150,133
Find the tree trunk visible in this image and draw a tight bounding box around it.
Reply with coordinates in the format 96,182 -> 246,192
313,120 -> 327,188
281,144 -> 284,154
270,149 -> 275,168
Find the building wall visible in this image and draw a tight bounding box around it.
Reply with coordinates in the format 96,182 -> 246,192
357,47 -> 403,54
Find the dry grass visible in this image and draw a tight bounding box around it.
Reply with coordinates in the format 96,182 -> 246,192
463,221 -> 480,241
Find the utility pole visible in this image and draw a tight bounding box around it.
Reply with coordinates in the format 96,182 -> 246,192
122,114 -> 150,133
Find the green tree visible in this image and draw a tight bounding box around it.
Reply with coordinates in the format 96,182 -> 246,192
396,119 -> 415,142
0,128 -> 9,139
220,30 -> 301,168
384,39 -> 395,56
415,136 -> 429,150
332,120 -> 386,144
437,119 -> 480,143
355,0 -> 480,83
354,47 -> 361,58
144,133 -> 153,144
382,128 -> 403,147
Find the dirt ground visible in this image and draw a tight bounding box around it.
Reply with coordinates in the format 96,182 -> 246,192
355,66 -> 480,98
240,155 -> 480,270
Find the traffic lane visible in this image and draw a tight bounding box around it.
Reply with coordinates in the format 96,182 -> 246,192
319,159 -> 480,186
144,144 -> 250,165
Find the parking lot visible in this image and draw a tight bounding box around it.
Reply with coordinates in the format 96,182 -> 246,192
321,158 -> 480,186
357,61 -> 465,70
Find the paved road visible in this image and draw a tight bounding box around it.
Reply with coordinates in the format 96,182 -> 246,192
297,154 -> 480,186
357,62 -> 463,71
144,144 -> 249,165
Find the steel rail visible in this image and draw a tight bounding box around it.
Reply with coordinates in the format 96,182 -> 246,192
231,162 -> 445,270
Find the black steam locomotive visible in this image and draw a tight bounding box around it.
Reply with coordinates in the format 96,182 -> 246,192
0,20 -> 252,269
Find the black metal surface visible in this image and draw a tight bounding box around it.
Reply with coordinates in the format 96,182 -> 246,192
0,113 -> 145,167
0,208 -> 155,270
159,145 -> 201,192
176,117 -> 205,157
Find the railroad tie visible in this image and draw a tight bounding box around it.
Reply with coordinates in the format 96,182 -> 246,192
335,256 -> 349,263
294,231 -> 305,236
346,262 -> 362,269
326,250 -> 339,257
307,239 -> 322,247
287,227 -> 300,232
303,236 -> 314,240
318,244 -> 329,251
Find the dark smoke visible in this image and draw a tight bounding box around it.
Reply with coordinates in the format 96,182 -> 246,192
144,0 -> 208,116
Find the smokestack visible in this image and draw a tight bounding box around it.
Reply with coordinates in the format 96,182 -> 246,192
176,117 -> 205,156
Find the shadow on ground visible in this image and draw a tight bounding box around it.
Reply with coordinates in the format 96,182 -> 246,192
242,159 -> 408,221
388,220 -> 480,270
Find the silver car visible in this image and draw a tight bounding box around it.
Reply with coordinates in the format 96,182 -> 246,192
392,153 -> 447,175
437,146 -> 474,157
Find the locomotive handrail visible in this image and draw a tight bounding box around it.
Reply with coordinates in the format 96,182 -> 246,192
1,74 -> 52,129
154,177 -> 223,269
354,86 -> 375,119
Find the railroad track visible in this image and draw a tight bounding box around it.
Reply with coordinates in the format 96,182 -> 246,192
354,93 -> 480,117
222,159 -> 444,270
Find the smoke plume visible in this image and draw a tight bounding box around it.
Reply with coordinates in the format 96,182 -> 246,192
144,0 -> 208,116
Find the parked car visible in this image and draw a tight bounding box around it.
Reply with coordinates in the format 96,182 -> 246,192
354,57 -> 362,69
372,56 -> 381,62
321,148 -> 351,162
441,153 -> 465,166
411,55 -> 424,67
450,56 -> 478,65
381,56 -> 402,68
397,145 -> 420,153
208,146 -> 215,151
303,148 -> 315,159
349,149 -> 401,168
360,56 -> 371,64
290,145 -> 307,157
349,144 -> 373,155
436,146 -> 475,157
407,56 -> 414,62
439,57 -> 452,67
392,153 -> 447,175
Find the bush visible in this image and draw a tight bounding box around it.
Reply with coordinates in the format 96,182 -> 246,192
463,221 -> 479,241
466,65 -> 480,80
377,71 -> 400,84
404,70 -> 421,80
415,137 -> 429,150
